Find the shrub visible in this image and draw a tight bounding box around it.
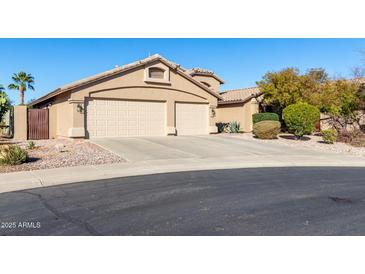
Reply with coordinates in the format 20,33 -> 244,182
0,91 -> 11,122
0,145 -> 28,165
283,102 -> 320,138
321,129 -> 337,144
216,122 -> 229,133
229,121 -> 240,133
337,130 -> 365,147
27,140 -> 36,150
252,112 -> 279,125
216,122 -> 240,133
253,120 -> 281,139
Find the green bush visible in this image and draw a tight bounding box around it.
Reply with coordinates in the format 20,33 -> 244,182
229,121 -> 240,133
321,129 -> 338,144
216,122 -> 229,133
216,121 -> 240,133
253,120 -> 281,139
252,112 -> 279,125
283,102 -> 320,138
0,145 -> 28,165
27,140 -> 36,150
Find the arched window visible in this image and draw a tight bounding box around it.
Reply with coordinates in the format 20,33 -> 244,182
148,67 -> 165,79
201,81 -> 211,88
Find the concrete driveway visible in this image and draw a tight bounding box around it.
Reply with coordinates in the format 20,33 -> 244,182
2,134 -> 364,194
91,134 -> 328,162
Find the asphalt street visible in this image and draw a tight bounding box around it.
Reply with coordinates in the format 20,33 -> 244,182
1,166 -> 365,235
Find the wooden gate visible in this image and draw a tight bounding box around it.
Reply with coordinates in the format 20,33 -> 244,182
28,109 -> 49,140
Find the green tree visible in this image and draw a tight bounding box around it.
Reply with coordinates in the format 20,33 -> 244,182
257,68 -> 364,131
256,68 -> 303,113
319,80 -> 361,116
8,71 -> 35,105
256,68 -> 324,114
317,80 -> 362,131
306,68 -> 329,83
0,89 -> 11,121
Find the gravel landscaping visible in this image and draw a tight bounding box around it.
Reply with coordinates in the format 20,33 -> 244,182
233,133 -> 365,157
0,139 -> 124,173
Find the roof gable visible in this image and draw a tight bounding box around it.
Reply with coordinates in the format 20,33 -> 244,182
30,54 -> 222,106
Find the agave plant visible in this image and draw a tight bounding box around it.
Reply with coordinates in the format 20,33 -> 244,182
229,121 -> 240,133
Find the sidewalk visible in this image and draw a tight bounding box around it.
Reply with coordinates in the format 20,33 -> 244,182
1,154 -> 365,194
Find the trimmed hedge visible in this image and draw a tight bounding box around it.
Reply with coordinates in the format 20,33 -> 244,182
252,112 -> 279,125
283,102 -> 320,138
253,120 -> 281,139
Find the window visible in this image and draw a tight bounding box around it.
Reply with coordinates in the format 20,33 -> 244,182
201,81 -> 211,88
148,67 -> 165,79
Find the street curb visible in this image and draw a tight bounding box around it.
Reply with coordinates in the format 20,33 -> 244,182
1,155 -> 365,194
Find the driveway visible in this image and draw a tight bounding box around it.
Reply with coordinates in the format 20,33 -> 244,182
2,166 -> 365,236
91,135 -> 329,162
1,135 -> 364,194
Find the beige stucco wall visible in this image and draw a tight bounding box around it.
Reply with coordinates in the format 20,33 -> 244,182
216,99 -> 259,132
13,105 -> 27,140
46,92 -> 73,138
191,75 -> 221,93
48,104 -> 57,139
37,61 -> 219,138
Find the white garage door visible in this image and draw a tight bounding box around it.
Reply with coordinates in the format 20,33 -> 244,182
86,99 -> 166,138
175,103 -> 209,135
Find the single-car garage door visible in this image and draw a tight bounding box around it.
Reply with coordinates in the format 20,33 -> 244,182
175,103 -> 209,135
86,99 -> 166,138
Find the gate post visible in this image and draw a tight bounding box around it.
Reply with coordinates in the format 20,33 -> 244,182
13,105 -> 28,140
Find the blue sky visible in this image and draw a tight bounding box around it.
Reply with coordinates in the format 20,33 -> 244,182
0,38 -> 364,104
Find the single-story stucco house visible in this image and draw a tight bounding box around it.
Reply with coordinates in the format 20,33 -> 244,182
28,54 -> 260,139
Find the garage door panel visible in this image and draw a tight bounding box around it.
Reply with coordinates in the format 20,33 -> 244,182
176,103 -> 208,135
87,99 -> 166,138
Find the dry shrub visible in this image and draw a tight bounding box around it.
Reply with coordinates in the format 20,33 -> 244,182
337,129 -> 365,147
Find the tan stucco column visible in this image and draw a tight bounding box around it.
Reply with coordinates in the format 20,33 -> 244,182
13,105 -> 28,140
166,99 -> 176,135
68,99 -> 85,138
209,104 -> 218,133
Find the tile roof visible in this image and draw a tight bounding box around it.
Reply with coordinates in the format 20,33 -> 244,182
29,54 -> 222,106
219,87 -> 262,104
186,68 -> 225,84
218,77 -> 365,105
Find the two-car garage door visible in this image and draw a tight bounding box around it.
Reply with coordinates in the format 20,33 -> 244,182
86,99 -> 166,138
86,99 -> 209,138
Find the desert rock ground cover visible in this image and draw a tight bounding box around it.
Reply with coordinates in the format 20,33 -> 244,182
0,139 -> 124,173
233,133 -> 365,157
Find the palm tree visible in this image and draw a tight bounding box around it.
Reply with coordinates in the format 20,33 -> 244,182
0,84 -> 4,92
8,71 -> 35,105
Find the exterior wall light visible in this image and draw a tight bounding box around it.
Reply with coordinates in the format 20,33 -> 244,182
77,103 -> 84,114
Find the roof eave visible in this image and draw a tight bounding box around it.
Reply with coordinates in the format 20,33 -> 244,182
190,72 -> 225,84
218,92 -> 263,106
31,54 -> 222,106
28,88 -> 62,107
